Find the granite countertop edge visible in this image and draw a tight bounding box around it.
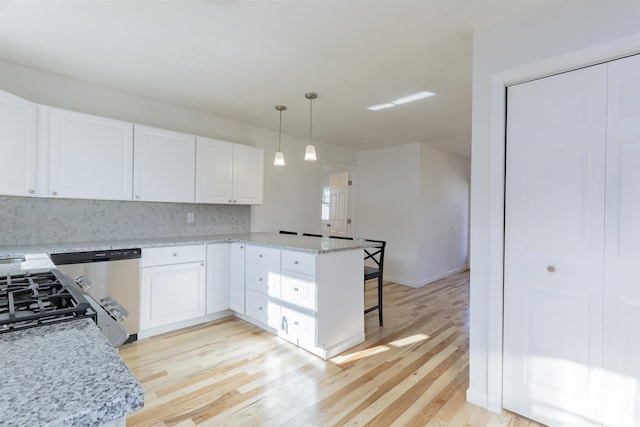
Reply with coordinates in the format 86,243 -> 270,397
0,319 -> 144,427
0,232 -> 380,258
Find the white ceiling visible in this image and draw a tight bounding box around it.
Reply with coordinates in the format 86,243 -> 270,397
0,0 -> 556,158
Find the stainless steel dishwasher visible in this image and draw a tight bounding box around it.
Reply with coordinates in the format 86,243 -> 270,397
51,248 -> 141,343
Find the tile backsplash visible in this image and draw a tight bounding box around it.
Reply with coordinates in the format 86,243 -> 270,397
0,197 -> 250,245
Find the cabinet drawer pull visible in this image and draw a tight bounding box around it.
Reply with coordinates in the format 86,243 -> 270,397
294,260 -> 299,265
52,191 -> 58,196
294,287 -> 299,292
29,189 -> 35,194
173,252 -> 178,257
294,321 -> 299,326
258,277 -> 263,282
259,254 -> 263,258
258,306 -> 263,311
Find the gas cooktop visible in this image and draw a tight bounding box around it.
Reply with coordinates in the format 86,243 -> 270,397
0,269 -> 97,333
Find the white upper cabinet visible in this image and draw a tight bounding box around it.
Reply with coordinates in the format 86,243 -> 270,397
134,125 -> 196,203
0,90 -> 38,197
232,143 -> 263,205
195,137 -> 233,203
195,136 -> 263,205
48,107 -> 134,200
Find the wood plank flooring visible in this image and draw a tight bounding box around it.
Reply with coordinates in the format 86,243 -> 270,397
119,270 -> 545,426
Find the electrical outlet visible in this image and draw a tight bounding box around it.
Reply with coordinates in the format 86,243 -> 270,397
187,212 -> 195,224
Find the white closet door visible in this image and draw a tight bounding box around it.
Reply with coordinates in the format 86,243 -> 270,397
603,54 -> 640,427
503,64 -> 608,426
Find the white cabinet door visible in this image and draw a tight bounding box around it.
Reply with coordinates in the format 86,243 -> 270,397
504,64 -> 608,426
133,125 -> 196,203
603,54 -> 640,427
0,90 -> 37,197
206,243 -> 230,314
196,138 -> 264,205
195,136 -> 233,204
140,261 -> 206,330
229,242 -> 246,313
232,143 -> 263,205
48,108 -> 133,200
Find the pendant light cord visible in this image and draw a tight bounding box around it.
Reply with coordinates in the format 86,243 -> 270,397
278,109 -> 283,151
309,96 -> 313,146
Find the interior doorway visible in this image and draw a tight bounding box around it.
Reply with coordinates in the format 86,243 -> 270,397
321,164 -> 355,237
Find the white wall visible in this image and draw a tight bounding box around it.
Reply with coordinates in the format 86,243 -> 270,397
356,142 -> 470,287
418,144 -> 470,284
469,1 -> 640,410
0,60 -> 356,235
356,143 -> 421,284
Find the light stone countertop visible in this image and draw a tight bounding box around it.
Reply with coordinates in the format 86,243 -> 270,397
0,319 -> 144,427
0,232 -> 380,259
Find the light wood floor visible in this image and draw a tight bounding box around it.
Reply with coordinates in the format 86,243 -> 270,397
119,270 -> 545,426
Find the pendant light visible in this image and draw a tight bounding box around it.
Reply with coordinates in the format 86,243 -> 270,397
274,105 -> 286,166
304,92 -> 317,161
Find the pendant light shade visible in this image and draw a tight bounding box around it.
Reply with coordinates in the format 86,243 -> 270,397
305,92 -> 318,161
274,105 -> 286,166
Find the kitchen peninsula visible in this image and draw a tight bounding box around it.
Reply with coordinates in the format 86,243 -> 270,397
0,233 -> 378,360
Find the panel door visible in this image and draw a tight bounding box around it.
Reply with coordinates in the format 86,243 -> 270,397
231,143 -> 263,205
503,64 -> 608,426
229,242 -> 246,313
49,108 -> 133,200
133,125 -> 196,203
603,54 -> 640,427
327,171 -> 350,236
140,261 -> 206,330
206,243 -> 230,314
195,136 -> 233,204
0,90 -> 37,197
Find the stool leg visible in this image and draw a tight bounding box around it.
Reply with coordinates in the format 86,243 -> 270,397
378,276 -> 383,326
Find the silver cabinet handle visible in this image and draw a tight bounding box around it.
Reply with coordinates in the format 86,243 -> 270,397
228,199 -> 232,203
29,189 -> 35,194
51,191 -> 58,196
547,265 -> 556,273
173,252 -> 178,257
259,254 -> 263,258
200,263 -> 205,267
294,287 -> 299,292
294,321 -> 299,326
259,277 -> 263,281
294,260 -> 299,265
258,306 -> 263,311
135,195 -> 140,199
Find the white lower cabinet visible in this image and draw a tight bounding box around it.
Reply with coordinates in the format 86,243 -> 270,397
135,242 -> 365,359
206,243 -> 229,314
229,242 -> 246,313
139,245 -> 206,337
244,245 -> 281,329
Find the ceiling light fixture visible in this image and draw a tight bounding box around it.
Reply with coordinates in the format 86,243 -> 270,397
304,92 -> 317,161
274,105 -> 286,166
367,91 -> 435,111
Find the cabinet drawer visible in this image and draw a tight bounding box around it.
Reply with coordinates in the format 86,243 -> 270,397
245,245 -> 281,266
141,244 -> 206,267
280,306 -> 316,345
246,289 -> 279,328
281,250 -> 316,275
281,271 -> 316,310
246,263 -> 280,297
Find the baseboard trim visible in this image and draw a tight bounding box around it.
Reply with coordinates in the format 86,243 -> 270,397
466,387 -> 489,409
385,265 -> 470,288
